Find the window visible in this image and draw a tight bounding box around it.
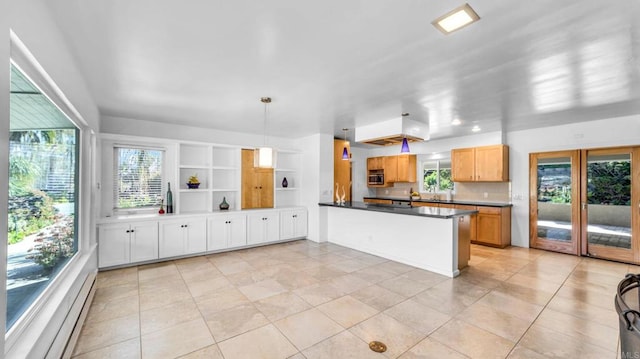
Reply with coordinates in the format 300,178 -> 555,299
423,159 -> 453,192
7,65 -> 79,330
114,147 -> 164,209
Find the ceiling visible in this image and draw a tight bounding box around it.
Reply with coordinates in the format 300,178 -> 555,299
45,1 -> 640,143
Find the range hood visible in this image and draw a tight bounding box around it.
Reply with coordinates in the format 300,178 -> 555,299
355,115 -> 429,146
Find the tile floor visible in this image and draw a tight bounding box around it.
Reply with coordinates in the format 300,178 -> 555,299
72,240 -> 631,358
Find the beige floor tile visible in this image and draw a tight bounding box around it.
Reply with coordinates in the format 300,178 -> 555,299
238,278 -> 288,301
546,295 -> 617,329
304,265 -> 348,280
179,266 -> 224,283
73,313 -> 140,356
138,275 -> 185,293
72,337 -> 140,359
349,313 -> 424,358
327,273 -> 372,294
275,308 -> 344,350
356,253 -> 388,266
491,281 -> 555,306
286,258 -> 324,271
400,268 -> 449,287
351,266 -> 397,283
273,269 -> 320,290
519,323 -> 615,358
474,291 -> 543,322
140,298 -> 201,335
93,283 -> 138,304
384,298 -> 451,335
139,284 -> 192,311
430,319 -> 515,359
294,281 -> 346,306
375,261 -> 415,275
185,276 -> 233,298
378,276 -> 431,297
138,262 -> 180,282
555,282 -> 618,310
141,318 -> 214,358
225,269 -> 270,286
254,291 -> 312,321
302,330 -> 379,359
326,258 -> 372,273
178,344 -> 224,358
175,256 -> 217,274
86,294 -> 139,324
195,287 -> 250,316
312,252 -> 352,265
205,303 -> 270,342
351,284 -> 407,311
506,344 -> 550,359
96,267 -> 138,289
534,308 -> 619,351
412,278 -> 488,316
217,324 -> 298,359
457,302 -> 532,342
212,259 -> 255,275
567,269 -> 623,287
398,337 -> 468,359
317,295 -> 379,328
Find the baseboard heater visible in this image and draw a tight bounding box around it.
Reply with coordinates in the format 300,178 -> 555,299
47,270 -> 97,359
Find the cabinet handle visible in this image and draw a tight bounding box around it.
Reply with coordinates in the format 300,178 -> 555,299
126,229 -> 130,233
130,229 -> 134,233
259,186 -> 263,189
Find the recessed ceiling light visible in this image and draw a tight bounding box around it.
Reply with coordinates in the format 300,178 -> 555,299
432,3 -> 480,34
471,125 -> 481,132
451,118 -> 462,126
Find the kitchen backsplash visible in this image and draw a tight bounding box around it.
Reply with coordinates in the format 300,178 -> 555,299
375,181 -> 511,203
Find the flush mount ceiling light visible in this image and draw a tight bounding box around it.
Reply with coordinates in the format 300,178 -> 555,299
341,128 -> 350,160
451,118 -> 462,126
432,3 -> 480,34
255,97 -> 276,168
471,125 -> 481,132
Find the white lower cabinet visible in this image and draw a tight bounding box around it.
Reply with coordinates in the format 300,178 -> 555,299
98,221 -> 158,268
159,217 -> 207,258
247,211 -> 280,245
280,208 -> 308,240
207,213 -> 247,251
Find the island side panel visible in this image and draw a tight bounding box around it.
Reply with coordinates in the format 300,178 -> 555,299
324,206 -> 460,277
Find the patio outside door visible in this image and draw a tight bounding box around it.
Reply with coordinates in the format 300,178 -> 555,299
530,151 -> 581,255
581,147 -> 640,263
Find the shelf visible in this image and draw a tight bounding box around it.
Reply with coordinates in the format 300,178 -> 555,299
276,187 -> 298,191
179,165 -> 210,169
179,188 -> 209,193
275,168 -> 297,172
211,188 -> 239,192
212,166 -> 239,170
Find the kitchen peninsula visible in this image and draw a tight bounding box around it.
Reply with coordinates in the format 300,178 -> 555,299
319,202 -> 477,277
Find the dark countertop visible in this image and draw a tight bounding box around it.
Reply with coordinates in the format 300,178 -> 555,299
362,196 -> 513,208
319,201 -> 478,219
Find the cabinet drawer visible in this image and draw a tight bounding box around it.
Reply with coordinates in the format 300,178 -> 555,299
477,206 -> 501,215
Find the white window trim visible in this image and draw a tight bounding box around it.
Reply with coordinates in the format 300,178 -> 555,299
420,159 -> 454,194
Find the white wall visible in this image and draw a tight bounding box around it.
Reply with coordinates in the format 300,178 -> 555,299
507,114 -> 640,248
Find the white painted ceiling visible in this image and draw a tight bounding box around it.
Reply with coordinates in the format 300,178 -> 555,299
46,0 -> 640,142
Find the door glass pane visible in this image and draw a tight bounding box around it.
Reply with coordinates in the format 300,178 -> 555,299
586,154 -> 632,249
537,157 -> 573,241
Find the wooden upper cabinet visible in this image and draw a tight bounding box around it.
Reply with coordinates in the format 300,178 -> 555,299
384,156 -> 398,182
452,144 -> 509,182
367,157 -> 384,170
396,154 -> 416,182
241,149 -> 274,209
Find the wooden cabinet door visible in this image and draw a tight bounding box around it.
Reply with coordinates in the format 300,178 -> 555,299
367,157 -> 383,170
384,156 -> 398,182
242,149 -> 274,209
455,205 -> 477,241
98,224 -> 131,268
396,155 -> 416,182
476,211 -> 502,246
255,168 -> 274,208
130,221 -> 158,263
452,148 -> 475,182
242,149 -> 256,209
475,145 -> 508,181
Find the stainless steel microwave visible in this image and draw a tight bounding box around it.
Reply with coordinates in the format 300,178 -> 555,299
368,171 -> 384,185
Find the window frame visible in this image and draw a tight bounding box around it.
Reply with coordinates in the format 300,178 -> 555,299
112,145 -> 166,212
421,158 -> 454,193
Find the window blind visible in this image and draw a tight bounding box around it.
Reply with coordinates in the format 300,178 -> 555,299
113,147 -> 164,209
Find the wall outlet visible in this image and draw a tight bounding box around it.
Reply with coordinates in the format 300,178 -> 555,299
403,190 -> 408,195
385,189 -> 389,194
483,192 -> 488,199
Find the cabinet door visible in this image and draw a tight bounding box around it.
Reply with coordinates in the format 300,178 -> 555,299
184,218 -> 207,254
130,221 -> 159,263
207,216 -> 229,251
255,168 -> 274,208
280,210 -> 296,240
452,148 -> 475,182
476,211 -> 502,246
98,224 -> 131,268
396,155 -> 416,182
159,221 -> 186,258
367,157 -> 383,170
227,214 -> 247,248
475,145 -> 508,181
455,205 -> 477,241
384,156 -> 398,182
248,212 -> 279,245
293,209 -> 308,238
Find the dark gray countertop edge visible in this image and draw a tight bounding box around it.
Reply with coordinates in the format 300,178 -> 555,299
362,196 -> 513,208
319,202 -> 478,219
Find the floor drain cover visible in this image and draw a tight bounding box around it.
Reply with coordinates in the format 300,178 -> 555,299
369,341 -> 387,353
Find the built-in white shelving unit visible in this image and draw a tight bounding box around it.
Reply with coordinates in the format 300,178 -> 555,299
275,150 -> 301,208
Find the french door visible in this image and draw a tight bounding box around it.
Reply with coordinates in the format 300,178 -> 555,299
530,146 -> 640,264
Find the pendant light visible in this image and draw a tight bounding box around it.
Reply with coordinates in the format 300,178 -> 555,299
400,112 -> 410,153
341,128 -> 350,160
255,97 -> 275,168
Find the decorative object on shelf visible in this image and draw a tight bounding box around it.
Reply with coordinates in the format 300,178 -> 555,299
341,128 -> 350,160
187,174 -> 200,189
255,97 -> 276,168
335,183 -> 340,204
219,196 -> 230,210
166,182 -> 174,213
282,177 -> 288,188
158,199 -> 165,214
340,185 -> 346,204
400,113 -> 411,154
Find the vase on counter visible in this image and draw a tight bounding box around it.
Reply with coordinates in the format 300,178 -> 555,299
340,185 -> 346,204
282,177 -> 288,188
335,183 -> 340,204
219,197 -> 230,210
158,199 -> 165,214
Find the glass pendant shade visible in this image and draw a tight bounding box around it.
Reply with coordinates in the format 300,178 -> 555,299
400,137 -> 410,153
255,147 -> 274,168
342,146 -> 349,160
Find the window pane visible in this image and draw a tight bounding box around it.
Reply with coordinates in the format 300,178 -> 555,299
7,66 -> 79,331
439,160 -> 453,190
114,148 -> 163,209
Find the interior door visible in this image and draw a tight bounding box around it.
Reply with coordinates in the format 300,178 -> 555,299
581,147 -> 640,263
530,150 -> 581,255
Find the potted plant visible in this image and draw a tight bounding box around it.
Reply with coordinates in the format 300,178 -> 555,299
187,174 -> 200,189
